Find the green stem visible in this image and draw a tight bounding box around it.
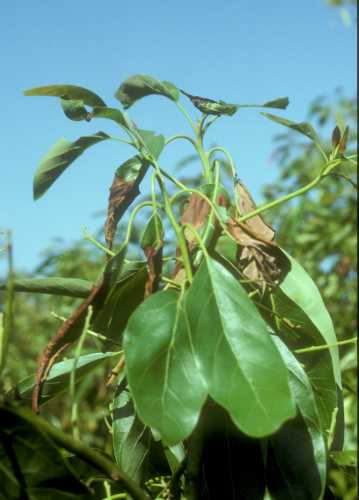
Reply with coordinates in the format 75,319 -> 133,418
175,101 -> 197,135
236,159 -> 341,224
207,146 -> 237,178
295,337 -> 357,354
165,134 -> 197,148
83,227 -> 115,257
69,306 -> 93,440
10,406 -> 151,500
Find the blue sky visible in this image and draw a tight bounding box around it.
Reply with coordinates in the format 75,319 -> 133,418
1,0 -> 356,275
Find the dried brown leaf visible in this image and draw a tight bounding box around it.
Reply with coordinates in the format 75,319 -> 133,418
143,244 -> 163,298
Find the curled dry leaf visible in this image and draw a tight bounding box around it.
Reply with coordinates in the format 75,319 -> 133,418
229,180 -> 290,291
105,156 -> 149,250
143,245 -> 163,298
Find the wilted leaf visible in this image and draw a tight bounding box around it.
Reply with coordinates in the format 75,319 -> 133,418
115,74 -> 179,108
141,214 -> 164,298
24,84 -> 106,107
33,132 -> 110,200
124,289 -> 208,445
105,156 -> 149,249
261,112 -> 323,146
0,277 -> 93,298
181,89 -> 238,116
11,352 -> 119,405
184,257 -> 295,437
228,180 -> 291,290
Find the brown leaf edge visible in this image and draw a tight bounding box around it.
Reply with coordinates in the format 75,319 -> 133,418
31,278 -> 106,413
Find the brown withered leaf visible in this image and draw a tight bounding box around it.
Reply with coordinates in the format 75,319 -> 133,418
230,180 -> 291,290
32,278 -> 106,413
105,156 -> 148,250
143,244 -> 163,298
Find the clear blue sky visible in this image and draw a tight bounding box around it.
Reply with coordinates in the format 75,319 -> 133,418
1,0 -> 356,275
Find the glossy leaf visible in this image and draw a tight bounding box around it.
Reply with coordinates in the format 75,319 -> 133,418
11,351 -> 119,405
33,132 -> 110,200
279,252 -> 341,388
124,289 -> 208,445
185,258 -> 295,437
0,406 -> 92,499
112,378 -> 151,482
261,112 -> 322,146
24,84 -> 106,107
137,129 -> 165,159
0,277 -> 93,298
273,336 -> 326,498
115,74 -> 180,108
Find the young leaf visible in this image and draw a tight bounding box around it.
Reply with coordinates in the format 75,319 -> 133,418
24,84 -> 106,107
124,289 -> 208,445
260,97 -> 289,109
181,89 -> 238,116
105,156 -> 149,249
184,257 -> 295,438
0,277 -> 94,298
332,125 -> 341,148
272,336 -> 327,498
33,132 -> 110,200
61,98 -> 92,121
115,74 -> 180,108
137,129 -> 165,160
11,352 -> 119,405
339,125 -> 349,154
261,112 -> 323,146
112,378 -> 151,482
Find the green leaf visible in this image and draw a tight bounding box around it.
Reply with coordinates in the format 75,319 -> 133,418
93,266 -> 147,345
261,112 -> 322,145
330,450 -> 357,467
124,289 -> 208,445
0,277 -> 93,298
0,406 -> 93,499
140,213 -> 164,250
60,98 -> 90,121
92,106 -> 134,132
33,132 -> 110,200
260,97 -> 289,109
279,253 -> 341,388
115,74 -> 180,109
273,336 -> 326,498
112,378 -> 151,482
11,352 -> 119,405
24,84 -> 106,107
181,90 -> 237,116
185,258 -> 295,437
137,129 -> 165,159
114,155 -> 148,180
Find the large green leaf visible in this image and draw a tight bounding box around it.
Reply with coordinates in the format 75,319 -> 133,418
10,351 -> 119,405
0,277 -> 93,298
261,112 -> 323,146
33,132 -> 110,200
24,84 -> 106,107
279,253 -> 341,388
273,336 -> 326,498
124,289 -> 208,445
92,106 -> 134,132
112,377 -> 151,482
184,258 -> 295,437
115,74 -> 179,109
0,406 -> 92,499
